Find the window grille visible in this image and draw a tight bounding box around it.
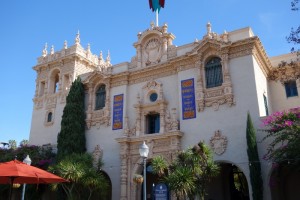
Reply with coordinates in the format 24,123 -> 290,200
95,85 -> 106,110
205,57 -> 223,88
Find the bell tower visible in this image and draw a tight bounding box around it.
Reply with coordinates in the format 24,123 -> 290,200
29,31 -> 111,146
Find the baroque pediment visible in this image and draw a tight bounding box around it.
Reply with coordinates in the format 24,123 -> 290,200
82,70 -> 110,85
188,39 -> 230,59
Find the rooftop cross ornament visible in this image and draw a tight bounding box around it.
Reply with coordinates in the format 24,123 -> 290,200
148,0 -> 165,26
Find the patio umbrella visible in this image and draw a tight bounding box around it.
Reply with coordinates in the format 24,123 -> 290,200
0,159 -> 68,199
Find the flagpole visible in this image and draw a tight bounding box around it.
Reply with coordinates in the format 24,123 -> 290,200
156,10 -> 158,26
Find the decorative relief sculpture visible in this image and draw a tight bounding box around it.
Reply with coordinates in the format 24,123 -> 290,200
165,108 -> 179,131
143,37 -> 162,66
92,145 -> 103,167
268,61 -> 300,83
210,130 -> 228,155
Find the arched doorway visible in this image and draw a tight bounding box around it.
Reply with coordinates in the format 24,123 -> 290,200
270,165 -> 300,200
96,171 -> 112,200
206,163 -> 250,200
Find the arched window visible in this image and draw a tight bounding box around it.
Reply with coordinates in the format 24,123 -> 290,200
47,112 -> 52,122
95,84 -> 106,110
49,69 -> 60,94
205,57 -> 223,88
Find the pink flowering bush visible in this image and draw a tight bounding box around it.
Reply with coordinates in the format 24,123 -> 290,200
261,107 -> 300,166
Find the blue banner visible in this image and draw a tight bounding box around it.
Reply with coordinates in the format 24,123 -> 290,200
181,78 -> 196,120
112,94 -> 124,130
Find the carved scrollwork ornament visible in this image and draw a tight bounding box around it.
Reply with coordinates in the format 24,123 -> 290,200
210,130 -> 228,155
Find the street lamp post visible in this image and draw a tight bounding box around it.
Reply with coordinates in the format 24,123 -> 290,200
22,155 -> 32,200
139,141 -> 149,200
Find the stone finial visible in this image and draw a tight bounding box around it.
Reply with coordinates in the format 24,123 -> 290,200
150,21 -> 155,29
195,38 -> 199,42
87,43 -> 91,53
99,51 -> 104,61
50,45 -> 54,55
42,43 -> 48,57
162,23 -> 168,33
206,22 -> 212,34
223,30 -> 229,42
106,50 -> 111,64
75,30 -> 80,45
137,32 -> 142,39
64,40 -> 68,49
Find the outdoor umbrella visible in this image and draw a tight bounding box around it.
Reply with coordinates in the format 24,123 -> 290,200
0,159 -> 68,199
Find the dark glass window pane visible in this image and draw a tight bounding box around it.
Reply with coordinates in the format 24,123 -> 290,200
263,94 -> 269,116
285,81 -> 298,97
147,114 -> 160,134
95,85 -> 106,110
150,93 -> 158,102
47,112 -> 52,122
205,57 -> 223,88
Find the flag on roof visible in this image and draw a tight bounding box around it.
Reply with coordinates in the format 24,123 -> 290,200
149,0 -> 165,13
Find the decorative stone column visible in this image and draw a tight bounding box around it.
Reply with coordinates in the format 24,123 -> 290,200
120,153 -> 128,200
196,63 -> 205,112
221,52 -> 231,82
58,72 -> 62,92
86,86 -> 93,129
159,102 -> 166,133
44,78 -> 48,95
35,80 -> 39,97
135,105 -> 141,136
136,44 -> 142,68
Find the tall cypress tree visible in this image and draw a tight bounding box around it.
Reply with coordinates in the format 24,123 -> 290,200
57,77 -> 86,160
246,112 -> 263,200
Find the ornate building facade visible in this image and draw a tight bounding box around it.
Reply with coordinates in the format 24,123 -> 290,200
29,22 -> 300,200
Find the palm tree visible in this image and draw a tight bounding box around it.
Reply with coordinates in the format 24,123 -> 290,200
49,153 -> 108,200
81,168 -> 109,200
152,141 -> 219,200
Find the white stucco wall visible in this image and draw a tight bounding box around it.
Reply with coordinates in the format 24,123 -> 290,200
29,101 -> 65,146
268,80 -> 300,112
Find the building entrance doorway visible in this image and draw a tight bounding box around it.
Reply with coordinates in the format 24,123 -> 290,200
206,163 -> 250,200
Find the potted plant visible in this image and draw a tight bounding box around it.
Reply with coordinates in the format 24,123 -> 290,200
133,174 -> 143,184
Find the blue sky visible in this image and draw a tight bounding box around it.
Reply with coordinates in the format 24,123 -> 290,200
0,1 -> 298,145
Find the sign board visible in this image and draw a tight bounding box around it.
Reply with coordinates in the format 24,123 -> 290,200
181,78 -> 196,120
154,183 -> 168,200
112,94 -> 124,130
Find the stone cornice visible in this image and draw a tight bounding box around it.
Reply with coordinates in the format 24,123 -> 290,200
229,36 -> 272,77
268,61 -> 300,82
33,49 -> 97,72
115,131 -> 183,143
